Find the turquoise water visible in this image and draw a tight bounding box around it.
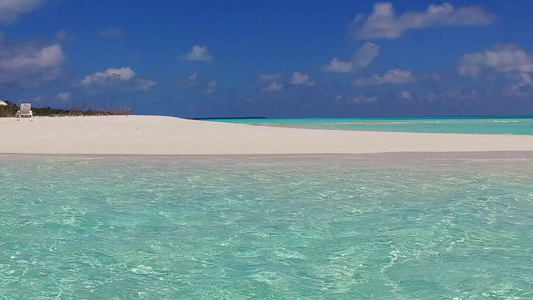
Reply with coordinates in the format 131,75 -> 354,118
207,117 -> 533,135
1,155 -> 533,299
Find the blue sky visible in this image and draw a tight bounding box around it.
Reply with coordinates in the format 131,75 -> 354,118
1,0 -> 533,118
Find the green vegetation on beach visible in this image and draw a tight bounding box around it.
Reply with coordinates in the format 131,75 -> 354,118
0,101 -> 132,117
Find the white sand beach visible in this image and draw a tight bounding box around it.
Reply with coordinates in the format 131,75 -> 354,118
0,115 -> 532,155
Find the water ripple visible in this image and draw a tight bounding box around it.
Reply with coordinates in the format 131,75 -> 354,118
0,156 -> 532,299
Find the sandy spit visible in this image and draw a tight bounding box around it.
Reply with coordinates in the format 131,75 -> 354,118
1,115 -> 532,155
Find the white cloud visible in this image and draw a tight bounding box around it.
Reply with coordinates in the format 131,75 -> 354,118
207,80 -> 217,94
400,90 -> 412,100
324,42 -> 379,73
458,44 -> 533,78
56,92 -> 71,101
134,79 -> 157,91
258,73 -> 282,81
521,72 -> 532,82
519,72 -> 532,85
175,73 -> 201,90
0,44 -> 64,69
507,72 -> 533,96
447,89 -> 479,100
424,92 -> 445,101
349,2 -> 495,39
261,81 -> 283,92
81,67 -> 135,85
98,27 -> 125,38
351,42 -> 380,70
459,44 -> 533,96
354,69 -> 415,85
347,95 -> 378,104
0,0 -> 44,23
81,67 -> 156,91
0,43 -> 65,87
323,58 -> 353,73
290,72 -> 315,86
180,45 -> 214,62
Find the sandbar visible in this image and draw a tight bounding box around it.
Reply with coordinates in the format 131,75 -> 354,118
0,115 -> 532,155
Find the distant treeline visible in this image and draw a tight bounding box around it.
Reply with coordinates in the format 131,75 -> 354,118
0,101 -> 132,117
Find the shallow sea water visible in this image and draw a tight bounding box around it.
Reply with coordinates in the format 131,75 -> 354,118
209,117 -> 533,135
1,155 -> 532,299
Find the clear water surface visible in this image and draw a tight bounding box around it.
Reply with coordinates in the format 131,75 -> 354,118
1,155 -> 532,299
207,116 -> 533,135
